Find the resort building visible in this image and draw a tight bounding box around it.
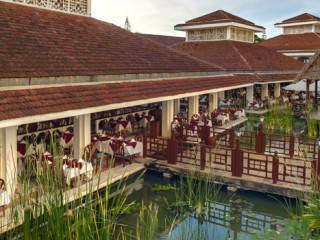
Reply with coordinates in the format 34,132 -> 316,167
170,10 -> 304,103
261,13 -> 320,63
0,1 -> 305,198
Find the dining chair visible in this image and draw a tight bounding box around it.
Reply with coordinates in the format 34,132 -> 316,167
114,144 -> 132,167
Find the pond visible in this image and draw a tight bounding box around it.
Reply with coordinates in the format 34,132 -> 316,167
115,171 -> 295,239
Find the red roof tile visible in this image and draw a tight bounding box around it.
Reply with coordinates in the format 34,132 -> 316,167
171,40 -> 304,71
140,34 -> 185,47
175,10 -> 265,30
276,13 -> 320,25
0,2 -> 223,79
260,33 -> 320,51
0,75 -> 255,121
256,73 -> 297,82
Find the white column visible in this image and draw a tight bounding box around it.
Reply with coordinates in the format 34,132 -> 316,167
218,91 -> 225,101
74,114 -> 91,159
261,84 -> 269,99
274,83 -> 281,98
246,86 -> 254,103
208,93 -> 218,112
87,0 -> 92,16
188,96 -> 199,119
0,126 -> 18,195
161,100 -> 174,138
174,99 -> 180,116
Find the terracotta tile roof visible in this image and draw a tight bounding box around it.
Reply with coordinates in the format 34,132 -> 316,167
140,34 -> 185,47
260,33 -> 320,51
0,75 -> 254,121
175,10 -> 265,30
276,13 -> 320,25
256,73 -> 297,83
0,2 -> 223,79
171,40 -> 304,72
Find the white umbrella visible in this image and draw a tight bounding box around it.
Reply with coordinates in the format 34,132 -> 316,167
282,81 -> 320,92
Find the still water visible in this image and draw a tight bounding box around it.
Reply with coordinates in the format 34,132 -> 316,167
117,171 -> 293,239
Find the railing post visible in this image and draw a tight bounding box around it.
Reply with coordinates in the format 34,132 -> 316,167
256,123 -> 265,154
312,149 -> 320,189
289,133 -> 295,158
231,138 -> 243,177
229,127 -> 235,148
272,151 -> 279,184
200,142 -> 206,170
171,130 -> 177,165
237,148 -> 243,177
179,123 -> 184,141
255,131 -> 259,153
201,125 -> 210,145
143,131 -> 147,158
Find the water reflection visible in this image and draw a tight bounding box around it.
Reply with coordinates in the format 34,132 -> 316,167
120,172 -> 291,239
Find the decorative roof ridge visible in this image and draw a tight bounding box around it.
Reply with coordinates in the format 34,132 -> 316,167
228,41 -> 254,71
276,13 -> 320,25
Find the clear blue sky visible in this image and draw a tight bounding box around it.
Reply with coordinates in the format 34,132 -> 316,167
92,0 -> 320,39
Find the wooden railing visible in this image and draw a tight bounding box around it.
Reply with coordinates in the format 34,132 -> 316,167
143,131 -> 319,188
177,123 -> 318,160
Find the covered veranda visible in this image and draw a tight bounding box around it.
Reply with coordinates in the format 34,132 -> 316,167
0,74 -> 253,201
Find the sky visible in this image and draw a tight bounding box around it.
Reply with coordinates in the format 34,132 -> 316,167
92,0 -> 320,39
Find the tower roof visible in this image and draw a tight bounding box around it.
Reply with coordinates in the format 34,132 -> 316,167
279,13 -> 320,24
174,10 -> 265,32
275,13 -> 320,27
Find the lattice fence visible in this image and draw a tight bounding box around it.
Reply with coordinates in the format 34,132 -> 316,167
8,0 -> 89,16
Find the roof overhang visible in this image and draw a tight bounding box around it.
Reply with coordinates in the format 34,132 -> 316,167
254,79 -> 294,85
0,82 -> 253,128
275,21 -> 320,28
283,52 -> 315,57
174,21 -> 265,33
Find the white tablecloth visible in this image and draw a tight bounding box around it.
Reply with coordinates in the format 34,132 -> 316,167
291,95 -> 299,100
235,109 -> 245,118
115,121 -> 132,133
59,137 -> 74,148
197,120 -> 212,127
17,144 -> 35,158
217,114 -> 229,124
63,159 -> 93,185
269,100 -> 276,105
283,97 -> 289,102
139,116 -> 154,128
254,103 -> 263,109
183,126 -> 198,137
0,190 -> 10,206
95,140 -> 143,156
219,100 -> 231,107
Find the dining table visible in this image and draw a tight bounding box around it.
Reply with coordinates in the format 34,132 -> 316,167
217,113 -> 229,125
219,99 -> 231,107
197,119 -> 212,127
95,138 -> 143,156
115,121 -> 132,133
234,109 -> 245,118
63,158 -> 93,185
139,115 -> 154,128
59,132 -> 74,148
17,141 -> 35,157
